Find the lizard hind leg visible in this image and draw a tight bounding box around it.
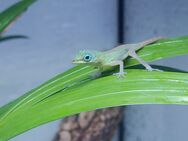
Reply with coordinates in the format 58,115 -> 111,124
128,49 -> 162,72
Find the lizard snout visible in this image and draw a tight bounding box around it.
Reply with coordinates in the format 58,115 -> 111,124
72,59 -> 77,63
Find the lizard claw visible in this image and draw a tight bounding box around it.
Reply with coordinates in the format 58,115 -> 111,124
146,67 -> 163,72
113,71 -> 127,78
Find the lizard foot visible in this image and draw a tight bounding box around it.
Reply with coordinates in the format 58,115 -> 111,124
113,71 -> 127,78
90,71 -> 102,79
146,67 -> 163,72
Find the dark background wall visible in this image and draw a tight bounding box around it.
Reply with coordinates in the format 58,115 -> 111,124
124,1 -> 188,141
0,0 -> 188,141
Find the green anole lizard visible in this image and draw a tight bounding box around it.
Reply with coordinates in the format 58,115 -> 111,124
72,37 -> 162,78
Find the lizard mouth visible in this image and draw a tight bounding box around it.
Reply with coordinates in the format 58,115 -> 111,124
72,60 -> 78,63
72,59 -> 84,64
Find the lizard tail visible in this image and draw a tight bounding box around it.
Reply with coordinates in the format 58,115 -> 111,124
136,37 -> 164,50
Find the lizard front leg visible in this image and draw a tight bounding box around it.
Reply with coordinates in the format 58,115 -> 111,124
128,49 -> 161,71
109,60 -> 126,78
90,67 -> 103,78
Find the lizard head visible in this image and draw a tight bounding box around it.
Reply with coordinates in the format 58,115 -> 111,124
72,50 -> 100,64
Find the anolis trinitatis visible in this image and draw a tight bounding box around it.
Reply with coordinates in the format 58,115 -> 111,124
72,37 -> 162,78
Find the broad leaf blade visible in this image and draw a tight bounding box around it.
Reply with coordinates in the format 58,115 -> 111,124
1,70 -> 188,140
126,36 -> 188,66
0,36 -> 188,140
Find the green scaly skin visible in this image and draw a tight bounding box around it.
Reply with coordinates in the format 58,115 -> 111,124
72,37 -> 163,78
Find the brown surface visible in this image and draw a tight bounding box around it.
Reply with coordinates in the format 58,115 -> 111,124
54,107 -> 124,141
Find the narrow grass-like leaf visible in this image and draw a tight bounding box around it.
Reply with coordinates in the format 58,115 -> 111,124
0,36 -> 188,140
0,35 -> 28,43
0,0 -> 36,34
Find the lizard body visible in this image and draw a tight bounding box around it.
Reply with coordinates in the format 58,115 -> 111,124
73,37 -> 162,77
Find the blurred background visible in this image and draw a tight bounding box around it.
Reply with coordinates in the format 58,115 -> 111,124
0,0 -> 188,141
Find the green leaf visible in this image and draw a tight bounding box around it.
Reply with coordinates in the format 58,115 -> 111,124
0,0 -> 36,34
1,36 -> 188,140
126,36 -> 188,66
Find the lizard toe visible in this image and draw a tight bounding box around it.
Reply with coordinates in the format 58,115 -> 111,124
113,72 -> 126,78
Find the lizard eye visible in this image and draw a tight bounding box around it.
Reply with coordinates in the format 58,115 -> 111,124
84,54 -> 92,62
